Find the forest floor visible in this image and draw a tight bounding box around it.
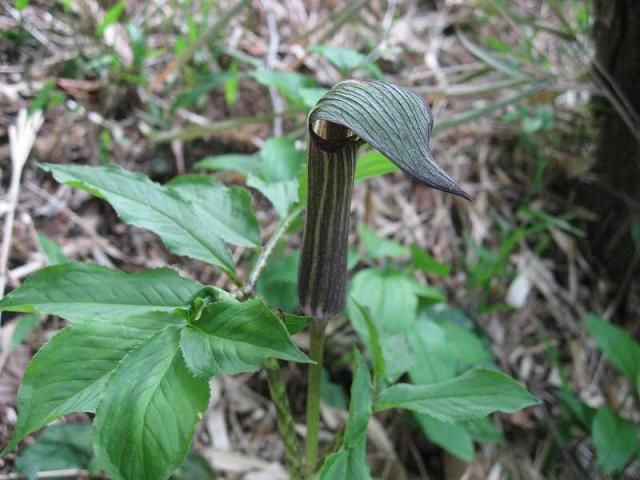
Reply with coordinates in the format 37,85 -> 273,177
0,1 -> 639,479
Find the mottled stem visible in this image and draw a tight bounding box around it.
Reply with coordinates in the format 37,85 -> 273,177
264,358 -> 302,479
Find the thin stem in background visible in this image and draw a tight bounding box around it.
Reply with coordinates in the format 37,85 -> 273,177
304,319 -> 327,473
239,205 -> 304,298
264,358 -> 303,480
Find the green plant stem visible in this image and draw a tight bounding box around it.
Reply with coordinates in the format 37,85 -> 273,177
239,205 -> 304,298
264,358 -> 302,480
304,319 -> 327,473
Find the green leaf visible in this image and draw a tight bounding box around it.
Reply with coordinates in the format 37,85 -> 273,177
14,424 -> 94,480
193,153 -> 261,176
312,45 -> 366,72
414,414 -> 474,462
407,318 -> 456,385
167,175 -> 260,247
318,351 -> 373,480
0,263 -> 201,322
281,313 -> 312,335
299,87 -> 329,109
224,61 -> 239,107
357,224 -> 409,259
15,0 -> 30,10
343,350 -> 372,447
41,164 -> 235,272
172,450 -> 217,480
410,245 -> 451,277
96,0 -> 125,37
347,297 -> 413,383
592,406 -> 640,473
357,304 -> 386,388
310,80 -> 468,199
253,69 -> 317,108
348,268 -> 418,332
259,137 -> 305,183
2,312 -> 183,454
318,437 -> 371,480
95,327 -> 210,480
37,233 -> 68,265
256,250 -> 300,312
354,151 -> 399,183
8,314 -> 40,353
247,174 -> 299,218
180,298 -> 309,378
585,313 -> 640,380
375,368 -> 538,422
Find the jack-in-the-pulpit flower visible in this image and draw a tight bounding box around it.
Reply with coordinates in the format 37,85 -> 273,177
298,80 -> 470,320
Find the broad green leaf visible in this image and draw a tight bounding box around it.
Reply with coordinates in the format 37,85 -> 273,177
438,320 -> 492,365
375,368 -> 538,422
256,250 -> 300,312
407,319 -> 456,385
310,80 -> 468,199
42,164 -> 235,272
347,297 -> 413,383
2,312 -> 183,454
8,314 -> 40,353
14,424 -> 94,480
312,45 -> 366,72
348,268 -> 418,332
585,313 -> 640,380
180,298 -> 309,378
37,233 -> 67,265
414,414 -> 474,462
95,327 -> 210,480
253,69 -> 317,108
259,137 -> 305,183
592,406 -> 640,473
167,175 -> 260,247
15,0 -> 30,10
354,151 -> 398,183
410,245 -> 451,277
0,263 -> 201,322
464,417 -> 503,444
194,153 -> 261,176
247,174 -> 299,218
357,224 -> 409,259
281,313 -> 312,335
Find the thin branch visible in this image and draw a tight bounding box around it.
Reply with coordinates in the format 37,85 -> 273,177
239,205 -> 304,298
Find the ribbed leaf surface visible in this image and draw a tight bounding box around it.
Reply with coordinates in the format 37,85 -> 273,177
180,298 -> 309,378
95,327 -> 210,480
0,263 -> 201,322
41,164 -> 236,271
309,80 -> 469,199
2,313 -> 183,454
